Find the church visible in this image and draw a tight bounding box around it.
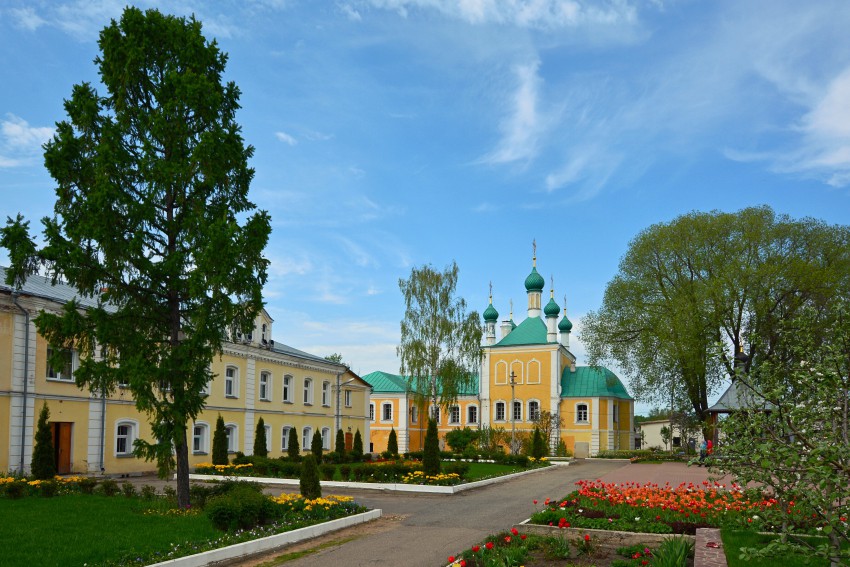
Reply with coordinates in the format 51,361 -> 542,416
364,252 -> 635,457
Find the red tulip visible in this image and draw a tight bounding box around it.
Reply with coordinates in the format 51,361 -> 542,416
448,556 -> 454,563
511,528 -> 519,535
471,545 -> 479,553
485,542 -> 494,550
584,534 -> 590,542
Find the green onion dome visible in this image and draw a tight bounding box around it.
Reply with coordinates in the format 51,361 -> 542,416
558,315 -> 573,332
483,302 -> 499,322
524,267 -> 545,292
544,296 -> 560,317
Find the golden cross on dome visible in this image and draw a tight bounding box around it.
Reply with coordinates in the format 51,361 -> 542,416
489,281 -> 493,302
532,238 -> 537,266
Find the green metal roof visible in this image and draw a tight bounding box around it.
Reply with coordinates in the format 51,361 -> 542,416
361,370 -> 479,396
524,266 -> 545,292
560,366 -> 633,400
495,316 -> 548,346
483,302 -> 499,322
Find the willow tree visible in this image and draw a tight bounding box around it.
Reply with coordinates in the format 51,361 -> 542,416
0,7 -> 270,508
398,262 -> 482,413
581,206 -> 845,428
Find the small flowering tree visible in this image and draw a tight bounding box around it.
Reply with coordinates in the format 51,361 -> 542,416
714,307 -> 850,566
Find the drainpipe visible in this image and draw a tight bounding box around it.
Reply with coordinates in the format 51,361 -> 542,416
12,292 -> 29,474
100,387 -> 106,473
335,371 -> 343,434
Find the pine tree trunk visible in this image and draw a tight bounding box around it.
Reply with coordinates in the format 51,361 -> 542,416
175,428 -> 190,509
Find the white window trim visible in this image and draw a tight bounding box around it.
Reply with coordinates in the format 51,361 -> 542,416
467,404 -> 478,425
303,378 -> 314,405
494,400 -> 507,422
115,419 -> 138,457
46,346 -> 76,382
259,371 -> 272,401
512,400 -> 523,422
225,423 -> 239,453
321,427 -> 331,451
431,405 -> 441,424
575,401 -> 590,424
283,375 -> 293,403
225,366 -> 239,398
281,425 -> 292,451
448,405 -> 461,425
528,399 -> 541,422
322,381 -> 331,407
302,426 -> 312,451
369,403 -> 375,422
344,389 -> 352,407
381,402 -> 393,423
192,421 -> 210,455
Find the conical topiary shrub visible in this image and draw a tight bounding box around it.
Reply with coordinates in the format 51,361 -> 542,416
352,428 -> 364,461
335,429 -> 345,455
531,426 -> 547,460
212,415 -> 229,465
299,454 -> 322,499
31,403 -> 56,480
287,427 -> 300,459
387,427 -> 398,457
254,417 -> 268,457
423,417 -> 440,476
311,429 -> 323,462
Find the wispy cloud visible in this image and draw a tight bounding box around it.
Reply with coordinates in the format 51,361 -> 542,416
338,3 -> 363,21
0,114 -> 54,168
275,131 -> 298,145
10,7 -> 47,30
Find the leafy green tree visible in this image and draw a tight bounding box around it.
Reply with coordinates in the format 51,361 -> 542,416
212,415 -> 228,465
324,353 -> 347,365
31,403 -> 56,480
398,262 -> 482,412
581,207 -> 845,432
532,409 -> 563,453
351,429 -> 363,460
311,430 -> 323,461
287,427 -> 300,459
445,427 -> 478,453
387,428 -> 399,456
423,418 -> 440,476
530,427 -> 547,460
253,417 -> 268,457
659,426 -> 671,452
335,429 -> 345,455
714,306 -> 850,566
0,8 -> 271,509
299,455 -> 321,499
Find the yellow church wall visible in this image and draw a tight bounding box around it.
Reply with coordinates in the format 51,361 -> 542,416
0,312 -> 12,390
0,397 -> 9,472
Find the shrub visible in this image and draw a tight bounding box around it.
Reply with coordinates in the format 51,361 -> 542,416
100,478 -> 120,496
311,430 -> 324,462
423,418 -> 440,476
352,429 -> 363,460
300,455 -> 321,499
5,480 -> 26,499
531,427 -> 547,460
79,477 -> 98,494
387,428 -> 399,456
31,403 -> 56,480
443,461 -> 470,479
40,480 -> 59,498
212,415 -> 229,465
652,535 -> 694,567
162,485 -> 177,501
189,484 -> 215,508
232,451 -> 250,465
121,481 -> 137,498
320,463 -> 336,481
253,417 -> 268,457
445,427 -> 479,453
140,484 -> 157,499
339,464 -> 351,481
287,427 -> 300,459
205,484 -> 277,531
335,429 -> 346,455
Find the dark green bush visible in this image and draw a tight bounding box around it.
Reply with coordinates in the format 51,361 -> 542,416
121,481 -> 136,498
423,418 -> 440,476
445,427 -> 479,453
100,479 -> 120,496
339,464 -> 351,481
352,429 -> 363,460
212,415 -> 229,465
189,484 -> 216,508
205,484 -> 277,531
79,477 -> 98,494
140,484 -> 157,499
40,480 -> 59,498
443,461 -> 470,479
5,481 -> 26,499
232,451 -> 250,465
253,417 -> 268,457
300,455 -> 321,499
31,404 -> 56,480
320,464 -> 336,481
335,429 -> 345,455
287,428 -> 300,459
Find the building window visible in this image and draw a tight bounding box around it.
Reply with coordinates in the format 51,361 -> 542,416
613,403 -> 619,423
225,366 -> 238,398
449,406 -> 460,424
410,406 -> 418,424
369,403 -> 375,421
47,346 -> 74,381
200,377 -> 210,396
382,402 -> 393,422
283,375 -> 292,403
431,406 -> 440,423
192,423 -> 209,454
281,426 -> 291,451
322,427 -> 331,450
261,323 -> 268,343
302,427 -> 312,451
264,425 -> 272,452
303,378 -> 313,405
322,381 -> 331,407
495,401 -> 506,422
467,405 -> 478,424
576,403 -> 589,423
115,421 -> 136,455
528,400 -> 540,422
225,424 -> 238,452
344,390 -> 352,407
259,371 -> 271,401
513,401 -> 522,422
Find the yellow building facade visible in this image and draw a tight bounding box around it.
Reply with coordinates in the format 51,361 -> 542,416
0,268 -> 371,475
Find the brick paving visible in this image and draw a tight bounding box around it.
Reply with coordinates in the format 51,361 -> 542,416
593,460 -> 743,488
695,528 -> 728,567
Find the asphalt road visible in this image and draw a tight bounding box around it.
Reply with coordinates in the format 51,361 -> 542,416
256,459 -> 629,567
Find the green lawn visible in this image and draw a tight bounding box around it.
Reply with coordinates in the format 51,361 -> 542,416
721,530 -> 846,567
0,494 -> 220,566
461,462 -> 528,481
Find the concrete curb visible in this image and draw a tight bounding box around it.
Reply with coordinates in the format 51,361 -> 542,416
146,509 -> 382,567
188,461 -> 569,495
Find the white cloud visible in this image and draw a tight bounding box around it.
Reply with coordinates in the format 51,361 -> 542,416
473,202 -> 497,213
274,131 -> 298,145
0,114 -> 54,168
339,3 -> 363,21
479,60 -> 543,166
11,7 -> 47,30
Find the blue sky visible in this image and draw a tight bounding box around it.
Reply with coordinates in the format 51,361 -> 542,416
2,1 -> 850,414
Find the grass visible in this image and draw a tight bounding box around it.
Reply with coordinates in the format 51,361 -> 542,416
0,493 -> 219,566
721,530 -> 847,567
457,462 -> 527,481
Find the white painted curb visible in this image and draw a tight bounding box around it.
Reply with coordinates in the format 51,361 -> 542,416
188,460 -> 568,495
146,509 -> 382,567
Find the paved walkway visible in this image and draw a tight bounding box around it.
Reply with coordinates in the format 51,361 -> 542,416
594,460 -> 741,488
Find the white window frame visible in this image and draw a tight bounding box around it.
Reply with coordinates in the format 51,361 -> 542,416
225,424 -> 238,453
382,402 -> 393,422
410,405 -> 418,424
46,345 -> 75,382
225,366 -> 239,398
283,375 -> 293,403
467,405 -> 478,424
495,401 -> 506,422
115,419 -> 138,456
259,371 -> 271,401
322,381 -> 331,407
303,378 -> 313,405
344,389 -> 352,407
431,405 -> 440,424
448,405 -> 460,425
575,402 -> 589,424
192,422 -> 209,454
302,426 -> 312,451
281,426 -> 292,451
322,427 -> 331,450
369,403 -> 375,421
512,400 -> 523,422
528,400 -> 540,422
